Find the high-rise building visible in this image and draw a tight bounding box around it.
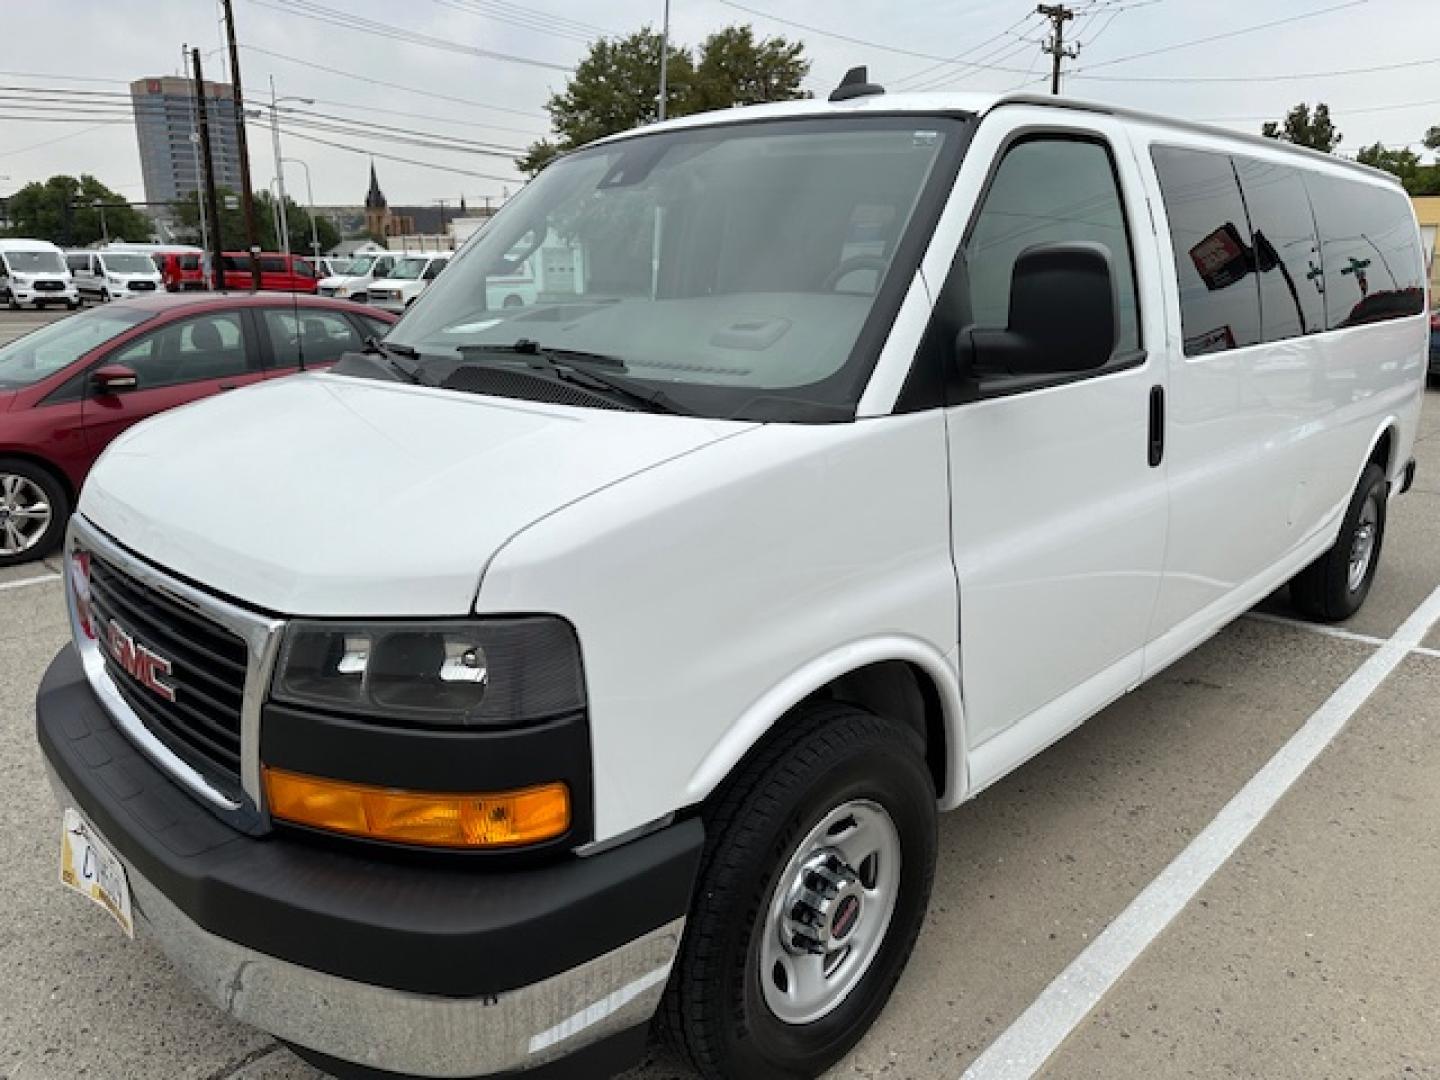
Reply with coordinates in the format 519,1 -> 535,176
130,76 -> 244,206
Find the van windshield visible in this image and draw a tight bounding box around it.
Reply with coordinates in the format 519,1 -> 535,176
102,254 -> 157,274
345,256 -> 375,274
5,250 -> 64,274
386,116 -> 966,421
389,257 -> 428,280
0,307 -> 151,388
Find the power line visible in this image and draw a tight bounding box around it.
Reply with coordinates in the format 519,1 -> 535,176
248,0 -> 574,73
891,11 -> 1045,90
1074,0 -> 1366,73
0,122 -> 119,158
712,0 -> 1037,72
1072,53 -> 1440,84
425,0 -> 606,44
271,125 -> 519,184
242,44 -> 547,118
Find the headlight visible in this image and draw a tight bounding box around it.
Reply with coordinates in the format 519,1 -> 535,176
11,274 -> 28,285
273,617 -> 584,726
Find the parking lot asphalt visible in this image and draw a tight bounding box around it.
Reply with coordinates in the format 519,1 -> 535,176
1,305 -> 1437,1080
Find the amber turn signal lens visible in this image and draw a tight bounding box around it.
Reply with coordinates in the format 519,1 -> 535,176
263,767 -> 570,849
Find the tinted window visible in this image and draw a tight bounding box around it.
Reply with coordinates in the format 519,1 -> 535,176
259,256 -> 286,274
223,255 -> 251,272
106,312 -> 253,389
1304,173 -> 1426,329
1152,146 -> 1262,355
0,307 -> 151,389
965,137 -> 1140,356
1233,159 -> 1326,341
66,255 -> 89,274
262,308 -> 362,368
356,314 -> 390,338
294,259 -> 315,279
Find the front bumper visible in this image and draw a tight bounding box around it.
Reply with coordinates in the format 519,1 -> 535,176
37,645 -> 702,1078
10,286 -> 77,305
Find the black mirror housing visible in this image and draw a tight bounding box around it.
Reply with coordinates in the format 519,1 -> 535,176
961,241 -> 1120,379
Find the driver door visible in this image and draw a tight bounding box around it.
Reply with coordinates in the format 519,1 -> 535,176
81,310 -> 266,462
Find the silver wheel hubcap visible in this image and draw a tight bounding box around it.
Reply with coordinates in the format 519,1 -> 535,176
760,799 -> 901,1025
0,474 -> 52,556
1347,493 -> 1380,593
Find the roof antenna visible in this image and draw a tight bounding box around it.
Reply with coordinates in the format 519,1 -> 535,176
830,66 -> 885,102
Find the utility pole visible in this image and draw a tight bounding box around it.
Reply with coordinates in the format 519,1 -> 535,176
220,0 -> 262,290
657,0 -> 671,121
192,47 -> 226,292
1037,4 -> 1077,96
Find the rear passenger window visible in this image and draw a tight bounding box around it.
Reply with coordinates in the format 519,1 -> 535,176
1151,146 -> 1262,355
1303,173 -> 1426,329
262,308 -> 362,368
259,256 -> 286,274
1233,159 -> 1326,341
966,137 -> 1140,357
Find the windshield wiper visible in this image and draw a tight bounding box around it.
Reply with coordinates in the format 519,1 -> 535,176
456,340 -> 694,415
363,336 -> 425,384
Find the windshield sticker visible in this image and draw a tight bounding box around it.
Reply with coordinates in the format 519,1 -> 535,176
912,131 -> 939,148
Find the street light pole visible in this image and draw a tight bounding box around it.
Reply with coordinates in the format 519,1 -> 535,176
281,157 -> 320,267
657,0 -> 671,121
268,76 -> 290,256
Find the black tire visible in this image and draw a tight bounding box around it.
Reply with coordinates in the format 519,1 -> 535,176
660,702 -> 937,1080
1291,462 -> 1387,622
0,458 -> 70,567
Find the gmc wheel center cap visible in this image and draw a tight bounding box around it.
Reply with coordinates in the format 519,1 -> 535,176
831,893 -> 862,940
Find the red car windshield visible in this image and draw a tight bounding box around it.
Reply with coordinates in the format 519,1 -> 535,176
0,307 -> 152,389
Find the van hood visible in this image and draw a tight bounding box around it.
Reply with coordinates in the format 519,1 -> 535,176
79,372 -> 754,616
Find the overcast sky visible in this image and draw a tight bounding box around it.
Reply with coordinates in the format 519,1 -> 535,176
2,0 -> 1437,210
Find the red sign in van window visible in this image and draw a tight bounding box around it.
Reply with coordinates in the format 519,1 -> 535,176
1189,222 -> 1250,291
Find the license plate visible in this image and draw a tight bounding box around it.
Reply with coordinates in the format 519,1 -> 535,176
59,807 -> 134,938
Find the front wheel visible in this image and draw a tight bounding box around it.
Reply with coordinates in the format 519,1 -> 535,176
1291,462 -> 1387,621
0,459 -> 70,566
661,702 -> 937,1079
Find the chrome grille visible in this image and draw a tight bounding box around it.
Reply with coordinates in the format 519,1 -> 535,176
88,552 -> 248,795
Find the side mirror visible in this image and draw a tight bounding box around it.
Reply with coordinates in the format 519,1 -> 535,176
960,241 -> 1119,379
91,365 -> 139,395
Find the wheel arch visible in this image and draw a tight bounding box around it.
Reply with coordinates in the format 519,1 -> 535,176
0,449 -> 76,506
683,637 -> 968,812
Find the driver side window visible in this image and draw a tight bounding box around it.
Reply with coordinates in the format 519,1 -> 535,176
964,137 -> 1140,356
104,312 -> 253,390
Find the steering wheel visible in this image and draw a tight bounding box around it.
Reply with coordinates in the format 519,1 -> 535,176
822,255 -> 891,294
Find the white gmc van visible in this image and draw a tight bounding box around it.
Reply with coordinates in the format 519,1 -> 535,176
38,75 -> 1427,1080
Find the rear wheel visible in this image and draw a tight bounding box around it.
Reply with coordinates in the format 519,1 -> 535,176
0,460 -> 69,566
661,702 -> 936,1079
1291,462 -> 1387,621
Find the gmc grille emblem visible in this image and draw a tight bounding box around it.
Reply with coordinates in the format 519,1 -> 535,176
105,619 -> 177,702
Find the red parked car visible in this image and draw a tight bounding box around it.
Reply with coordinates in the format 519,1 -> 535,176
0,293 -> 394,564
157,251 -> 207,292
221,252 -> 319,293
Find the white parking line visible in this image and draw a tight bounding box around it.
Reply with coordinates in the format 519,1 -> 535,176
1242,610 -> 1388,647
0,572 -> 60,592
961,585 -> 1440,1080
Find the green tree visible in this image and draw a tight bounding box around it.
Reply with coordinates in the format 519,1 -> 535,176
3,175 -> 151,245
517,24 -> 809,176
1425,125 -> 1440,152
692,26 -> 809,111
1261,103 -> 1341,153
173,187 -> 339,256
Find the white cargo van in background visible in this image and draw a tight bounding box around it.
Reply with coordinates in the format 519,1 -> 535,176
37,74 -> 1427,1080
64,250 -> 163,302
0,239 -> 78,310
316,249 -> 403,303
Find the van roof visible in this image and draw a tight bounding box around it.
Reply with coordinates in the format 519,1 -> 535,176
0,238 -> 64,252
593,89 -> 1396,186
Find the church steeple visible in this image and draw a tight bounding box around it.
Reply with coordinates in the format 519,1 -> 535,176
364,161 -> 386,210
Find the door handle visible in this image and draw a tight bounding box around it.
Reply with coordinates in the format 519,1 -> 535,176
1147,385 -> 1165,468
218,382 -> 239,391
